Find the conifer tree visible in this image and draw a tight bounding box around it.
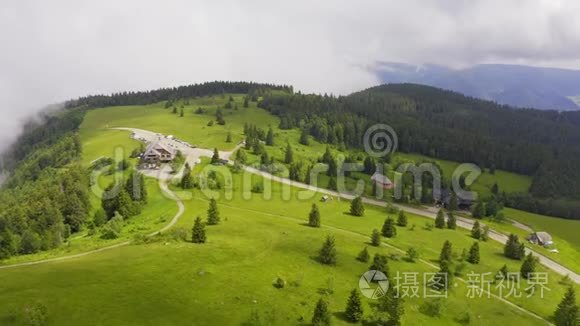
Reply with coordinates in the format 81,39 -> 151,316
179,108 -> 184,117
554,286 -> 578,326
327,177 -> 338,191
397,210 -> 407,227
266,127 -> 274,146
211,148 -> 220,164
467,242 -> 480,264
207,198 -> 220,225
504,234 -> 525,260
520,253 -> 538,279
308,204 -> 321,227
471,221 -> 482,240
381,217 -> 397,238
448,192 -> 458,211
369,253 -> 389,279
446,212 -> 456,229
357,247 -> 370,263
284,142 -> 293,164
299,129 -> 310,145
435,209 -> 445,228
481,226 -> 490,241
226,132 -> 232,143
371,229 -> 381,247
375,286 -> 405,326
439,240 -> 453,263
350,196 -> 365,216
318,235 -> 337,265
192,216 -> 206,243
312,298 -> 332,326
345,288 -> 364,322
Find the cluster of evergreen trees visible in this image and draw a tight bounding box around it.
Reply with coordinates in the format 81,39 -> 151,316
258,84 -> 580,219
0,110 -> 90,259
64,81 -> 292,109
101,171 -> 148,221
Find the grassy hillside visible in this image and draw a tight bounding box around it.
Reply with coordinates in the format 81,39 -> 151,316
1,161 -> 575,325
1,94 -> 577,325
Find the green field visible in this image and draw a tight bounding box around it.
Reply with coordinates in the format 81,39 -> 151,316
1,95 -> 577,325
1,161 -> 575,325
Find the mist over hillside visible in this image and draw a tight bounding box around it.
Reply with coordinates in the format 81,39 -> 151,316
374,63 -> 580,111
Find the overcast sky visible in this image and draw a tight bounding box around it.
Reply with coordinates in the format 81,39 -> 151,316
1,0 -> 580,153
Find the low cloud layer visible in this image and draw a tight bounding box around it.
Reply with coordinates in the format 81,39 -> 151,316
1,0 -> 579,153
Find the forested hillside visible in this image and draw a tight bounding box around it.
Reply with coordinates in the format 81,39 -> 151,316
259,84 -> 580,219
0,109 -> 90,259
0,81 -> 291,259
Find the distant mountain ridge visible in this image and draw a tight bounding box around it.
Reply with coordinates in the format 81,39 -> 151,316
374,62 -> 580,111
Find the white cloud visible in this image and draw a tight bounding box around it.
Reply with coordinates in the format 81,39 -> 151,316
1,0 -> 579,152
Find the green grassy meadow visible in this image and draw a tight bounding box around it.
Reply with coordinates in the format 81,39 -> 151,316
1,95 -> 577,325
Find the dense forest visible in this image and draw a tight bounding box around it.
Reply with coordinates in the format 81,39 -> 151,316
0,109 -> 90,259
64,81 -> 292,109
258,84 -> 580,219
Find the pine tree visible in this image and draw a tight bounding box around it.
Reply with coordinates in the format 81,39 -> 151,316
554,286 -> 578,326
226,132 -> 232,143
350,196 -> 365,216
375,286 -> 405,326
369,253 -> 389,279
467,242 -> 480,264
397,210 -> 407,227
243,96 -> 249,108
406,247 -> 419,262
439,240 -> 453,263
481,226 -> 489,241
211,148 -> 220,164
520,253 -> 538,279
448,193 -> 458,211
308,204 -> 321,227
357,247 -> 370,263
299,129 -> 310,145
433,259 -> 453,290
180,168 -> 194,189
471,201 -> 485,218
504,234 -> 525,260
327,177 -> 337,191
207,198 -> 220,225
371,229 -> 381,247
381,217 -> 397,238
491,182 -> 499,195
471,221 -> 481,240
284,142 -> 293,164
345,288 -> 364,322
363,156 -> 376,174
312,298 -> 332,326
497,264 -> 509,280
235,148 -> 247,164
179,108 -> 184,117
318,235 -> 337,265
265,127 -> 274,146
435,209 -> 445,228
446,212 -> 456,229
191,216 -> 206,243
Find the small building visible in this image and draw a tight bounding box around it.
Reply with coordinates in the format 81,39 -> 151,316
320,195 -> 330,202
141,141 -> 175,168
371,172 -> 394,190
528,232 -> 553,246
434,189 -> 474,210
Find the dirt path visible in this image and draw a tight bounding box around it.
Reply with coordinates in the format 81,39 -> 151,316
0,179 -> 184,270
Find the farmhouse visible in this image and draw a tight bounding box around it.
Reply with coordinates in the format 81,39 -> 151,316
371,172 -> 394,189
527,231 -> 553,246
141,140 -> 175,167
